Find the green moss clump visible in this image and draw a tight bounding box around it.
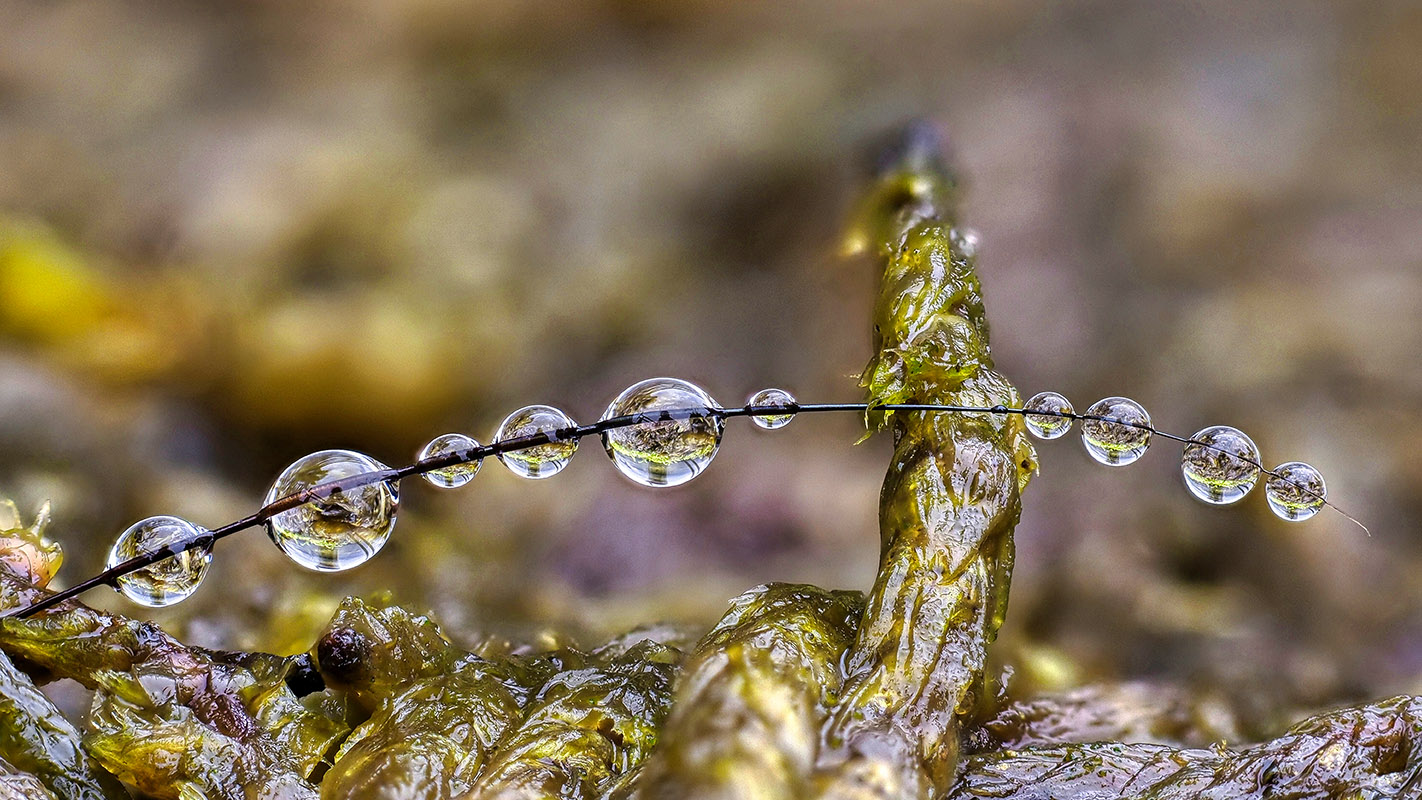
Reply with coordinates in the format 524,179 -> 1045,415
0,127 -> 1415,800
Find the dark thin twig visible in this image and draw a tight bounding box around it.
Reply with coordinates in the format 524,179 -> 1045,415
6,400 -> 1362,619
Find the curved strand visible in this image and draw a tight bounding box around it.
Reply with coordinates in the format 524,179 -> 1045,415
7,400 -> 1361,619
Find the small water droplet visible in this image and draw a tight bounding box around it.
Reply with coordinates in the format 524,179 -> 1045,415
1181,426 -> 1260,505
107,516 -> 211,607
1081,397 -> 1152,466
418,433 -> 482,488
265,450 -> 398,572
1265,462 -> 1326,521
954,227 -> 980,259
1023,391 -> 1074,440
748,388 -> 796,430
494,405 -> 578,479
601,378 -> 724,487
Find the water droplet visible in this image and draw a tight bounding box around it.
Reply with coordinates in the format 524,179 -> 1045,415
1081,397 -> 1152,466
494,405 -> 578,479
748,387 -> 797,430
1265,462 -> 1326,521
264,450 -> 398,572
418,433 -> 482,488
954,227 -> 980,259
1023,391 -> 1074,440
601,378 -> 724,487
107,516 -> 211,607
1181,426 -> 1260,505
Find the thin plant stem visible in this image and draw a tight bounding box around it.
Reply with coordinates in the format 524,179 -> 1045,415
6,400 -> 1364,619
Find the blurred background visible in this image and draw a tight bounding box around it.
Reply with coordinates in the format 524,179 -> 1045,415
0,0 -> 1418,729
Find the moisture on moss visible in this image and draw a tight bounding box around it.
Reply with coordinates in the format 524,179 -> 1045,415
0,126 -> 1415,800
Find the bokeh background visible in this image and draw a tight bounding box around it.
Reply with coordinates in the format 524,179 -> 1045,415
1,0 -> 1419,729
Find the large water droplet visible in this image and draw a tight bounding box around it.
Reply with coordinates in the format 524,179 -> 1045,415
107,516 -> 211,607
1265,462 -> 1326,521
601,378 -> 724,487
1181,426 -> 1260,505
264,450 -> 398,572
1081,397 -> 1152,466
494,405 -> 578,479
748,387 -> 796,430
1023,391 -> 1074,440
419,433 -> 482,488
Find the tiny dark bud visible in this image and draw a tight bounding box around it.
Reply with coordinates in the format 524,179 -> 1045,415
316,626 -> 370,686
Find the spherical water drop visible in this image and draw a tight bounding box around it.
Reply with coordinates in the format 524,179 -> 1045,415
748,388 -> 797,430
419,433 -> 482,488
601,378 -> 724,487
107,516 -> 211,607
954,227 -> 980,259
264,450 -> 398,572
494,405 -> 578,479
1023,391 -> 1074,440
1181,426 -> 1260,505
1265,462 -> 1326,522
1081,397 -> 1152,466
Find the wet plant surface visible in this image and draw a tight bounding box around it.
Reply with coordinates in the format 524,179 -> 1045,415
1,129 -> 1418,799
2,4 -> 1422,798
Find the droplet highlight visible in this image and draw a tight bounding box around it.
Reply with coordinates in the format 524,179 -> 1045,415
601,378 -> 724,487
419,433 -> 482,488
1023,391 -> 1074,440
954,227 -> 980,259
1081,397 -> 1152,466
264,450 -> 398,572
748,387 -> 797,430
107,516 -> 212,607
1265,462 -> 1327,522
494,405 -> 578,479
1181,426 -> 1261,505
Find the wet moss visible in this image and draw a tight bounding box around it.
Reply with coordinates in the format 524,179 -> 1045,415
0,127 -> 1414,799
